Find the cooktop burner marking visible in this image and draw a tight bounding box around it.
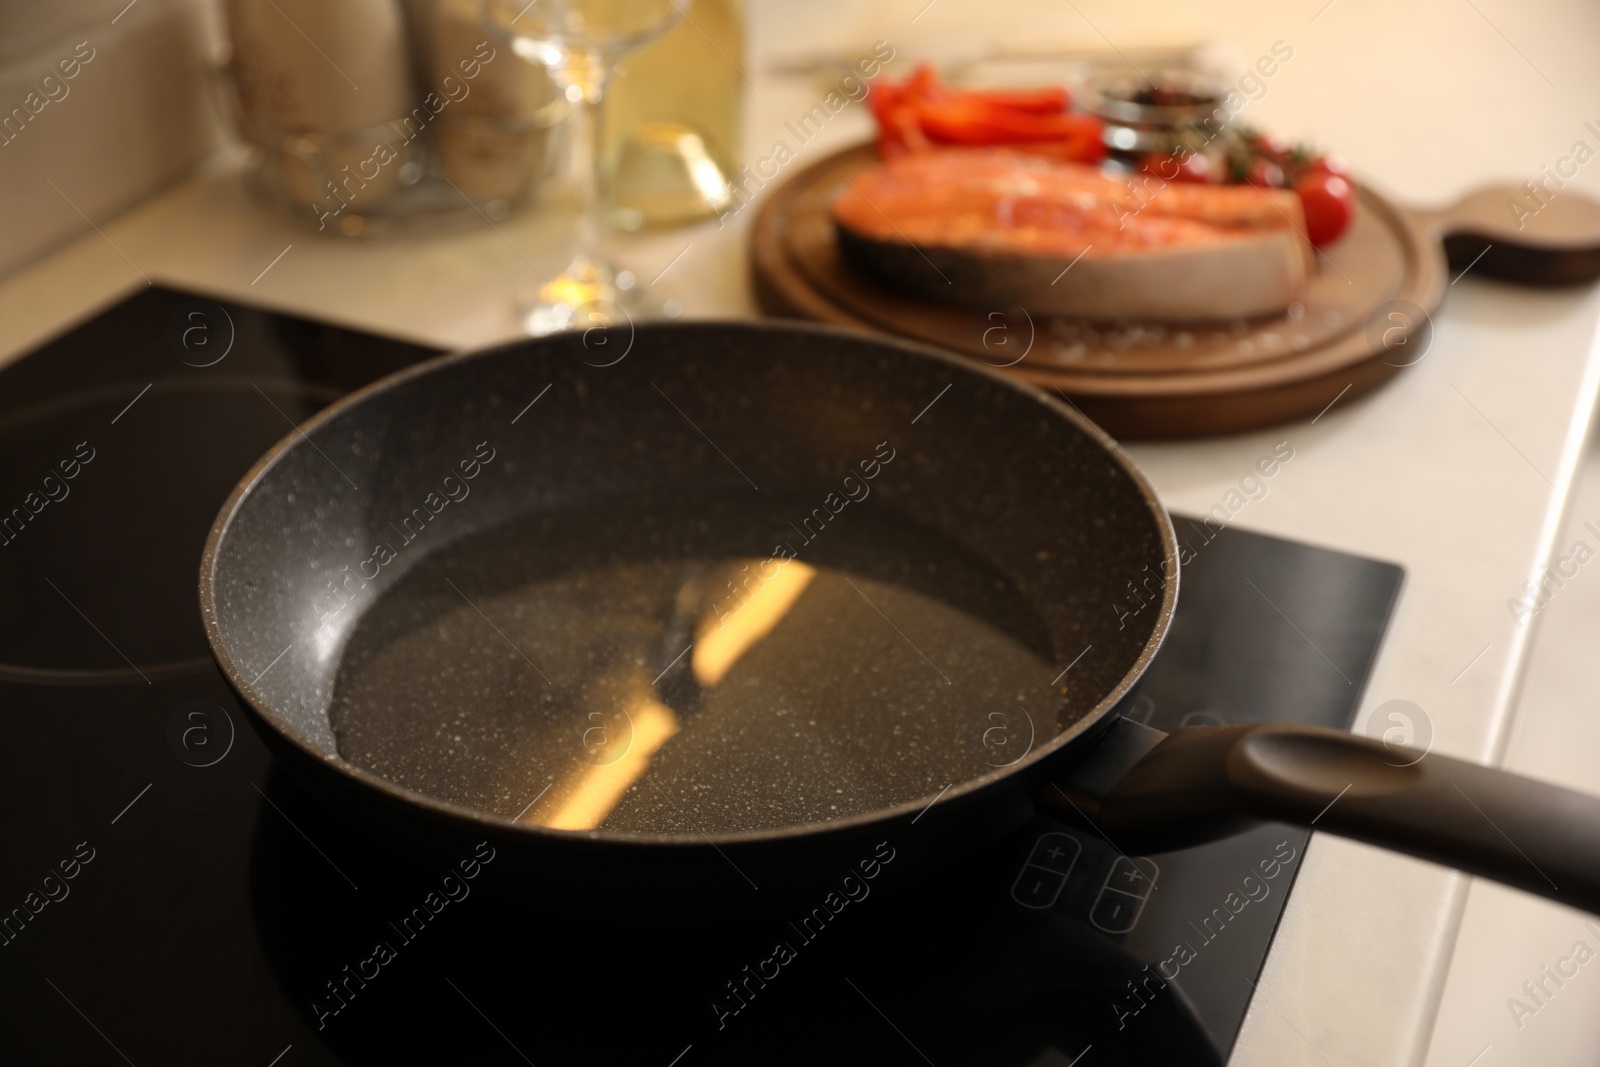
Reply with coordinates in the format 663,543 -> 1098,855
43,577 -> 150,684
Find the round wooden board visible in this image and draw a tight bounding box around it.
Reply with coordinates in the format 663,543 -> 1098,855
751,143 -> 1443,439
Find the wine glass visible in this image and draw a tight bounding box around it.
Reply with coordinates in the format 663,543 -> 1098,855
486,0 -> 686,336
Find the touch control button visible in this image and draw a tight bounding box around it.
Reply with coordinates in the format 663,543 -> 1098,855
1011,833 -> 1082,909
1090,887 -> 1146,933
1090,857 -> 1159,933
1027,833 -> 1082,875
1011,867 -> 1067,909
1105,856 -> 1158,896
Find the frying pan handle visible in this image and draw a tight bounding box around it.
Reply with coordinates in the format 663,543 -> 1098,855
1042,718 -> 1600,914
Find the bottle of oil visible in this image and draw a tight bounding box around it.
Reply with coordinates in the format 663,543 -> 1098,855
601,0 -> 743,229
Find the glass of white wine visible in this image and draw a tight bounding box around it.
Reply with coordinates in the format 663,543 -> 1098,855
484,0 -> 686,335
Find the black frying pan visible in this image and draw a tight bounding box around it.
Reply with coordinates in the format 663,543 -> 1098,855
201,321 -> 1600,915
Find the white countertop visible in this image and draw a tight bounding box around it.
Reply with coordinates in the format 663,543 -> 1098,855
4,2 -> 1600,1063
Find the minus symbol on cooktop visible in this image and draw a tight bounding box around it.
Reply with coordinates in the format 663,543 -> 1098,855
110,382 -> 152,424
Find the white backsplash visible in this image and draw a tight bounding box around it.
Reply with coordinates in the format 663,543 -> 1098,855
0,0 -> 226,280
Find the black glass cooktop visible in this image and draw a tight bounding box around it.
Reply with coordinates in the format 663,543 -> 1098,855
0,287 -> 1402,1066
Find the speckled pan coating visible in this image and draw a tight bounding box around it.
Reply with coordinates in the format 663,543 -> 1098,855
200,320 -> 1176,911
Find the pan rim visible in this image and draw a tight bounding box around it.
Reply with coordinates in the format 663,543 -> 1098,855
199,318 -> 1179,850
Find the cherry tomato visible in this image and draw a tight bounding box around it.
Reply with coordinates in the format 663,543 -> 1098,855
1295,172 -> 1356,246
1304,152 -> 1350,178
1246,158 -> 1285,188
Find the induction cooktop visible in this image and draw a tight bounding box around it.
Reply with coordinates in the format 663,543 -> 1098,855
0,287 -> 1402,1066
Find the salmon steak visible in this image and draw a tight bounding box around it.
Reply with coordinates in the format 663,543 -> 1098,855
831,149 -> 1313,322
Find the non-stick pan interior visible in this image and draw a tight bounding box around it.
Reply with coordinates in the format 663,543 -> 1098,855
202,322 -> 1173,838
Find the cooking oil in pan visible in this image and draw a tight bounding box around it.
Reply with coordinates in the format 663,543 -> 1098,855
327,500 -> 1067,835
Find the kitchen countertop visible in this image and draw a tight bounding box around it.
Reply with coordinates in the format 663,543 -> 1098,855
4,1 -> 1600,1063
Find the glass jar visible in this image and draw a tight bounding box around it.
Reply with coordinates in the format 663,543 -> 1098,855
219,0 -> 568,236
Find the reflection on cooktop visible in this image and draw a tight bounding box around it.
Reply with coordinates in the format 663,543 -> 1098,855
0,381 -> 335,675
247,765 -> 1221,1067
0,288 -> 437,682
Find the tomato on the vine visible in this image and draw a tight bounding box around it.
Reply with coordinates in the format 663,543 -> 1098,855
1296,172 -> 1356,246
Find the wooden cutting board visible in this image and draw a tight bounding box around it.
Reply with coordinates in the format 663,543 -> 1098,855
751,143 -> 1600,439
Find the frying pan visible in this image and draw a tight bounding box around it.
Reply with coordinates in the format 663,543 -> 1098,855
201,321 -> 1600,915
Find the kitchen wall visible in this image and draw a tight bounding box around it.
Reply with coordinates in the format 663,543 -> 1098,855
0,0 -> 225,280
